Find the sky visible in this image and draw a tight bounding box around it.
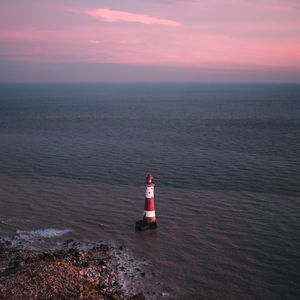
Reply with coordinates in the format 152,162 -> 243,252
0,0 -> 300,83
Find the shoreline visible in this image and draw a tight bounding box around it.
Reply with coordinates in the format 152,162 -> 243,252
0,236 -> 160,300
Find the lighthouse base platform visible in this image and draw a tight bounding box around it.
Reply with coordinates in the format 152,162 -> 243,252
135,220 -> 157,231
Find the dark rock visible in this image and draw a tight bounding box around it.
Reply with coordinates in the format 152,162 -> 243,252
82,261 -> 89,268
119,266 -> 126,272
53,250 -> 66,259
63,239 -> 74,245
39,252 -> 54,262
130,292 -> 146,300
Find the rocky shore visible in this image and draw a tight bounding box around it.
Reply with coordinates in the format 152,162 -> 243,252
0,237 -> 151,300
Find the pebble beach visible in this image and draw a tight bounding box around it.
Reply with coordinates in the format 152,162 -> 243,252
0,236 -> 162,300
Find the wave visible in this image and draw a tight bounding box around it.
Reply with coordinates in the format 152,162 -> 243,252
16,228 -> 71,240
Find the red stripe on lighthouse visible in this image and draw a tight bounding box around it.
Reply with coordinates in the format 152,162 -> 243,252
144,197 -> 155,211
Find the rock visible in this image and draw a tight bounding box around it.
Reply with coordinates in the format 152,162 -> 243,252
130,292 -> 146,300
64,239 -> 74,245
82,261 -> 89,268
39,252 -> 54,262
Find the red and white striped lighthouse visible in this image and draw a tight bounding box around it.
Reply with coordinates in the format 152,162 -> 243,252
143,173 -> 156,223
136,173 -> 157,231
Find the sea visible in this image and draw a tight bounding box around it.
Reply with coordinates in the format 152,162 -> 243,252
0,83 -> 299,299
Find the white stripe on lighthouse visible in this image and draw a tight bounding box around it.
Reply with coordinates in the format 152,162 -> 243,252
145,186 -> 154,198
144,210 -> 156,218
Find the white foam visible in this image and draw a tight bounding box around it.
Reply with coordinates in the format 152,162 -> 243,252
17,228 -> 71,240
111,247 -> 164,298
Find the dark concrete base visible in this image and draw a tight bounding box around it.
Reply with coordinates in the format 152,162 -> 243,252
135,220 -> 157,231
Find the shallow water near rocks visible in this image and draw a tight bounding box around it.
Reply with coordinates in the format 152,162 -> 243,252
0,83 -> 300,299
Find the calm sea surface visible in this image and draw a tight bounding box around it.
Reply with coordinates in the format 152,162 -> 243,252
0,84 -> 299,299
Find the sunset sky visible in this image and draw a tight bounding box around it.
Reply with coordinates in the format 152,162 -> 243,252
1,0 -> 300,82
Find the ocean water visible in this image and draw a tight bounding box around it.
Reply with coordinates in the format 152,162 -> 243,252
0,83 -> 299,299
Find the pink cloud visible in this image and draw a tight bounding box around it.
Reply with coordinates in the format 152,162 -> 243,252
1,1 -> 300,72
1,24 -> 299,69
68,7 -> 180,27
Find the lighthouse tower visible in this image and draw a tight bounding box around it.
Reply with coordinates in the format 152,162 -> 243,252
136,173 -> 157,231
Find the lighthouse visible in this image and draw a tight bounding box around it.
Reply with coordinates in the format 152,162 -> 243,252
135,173 -> 157,231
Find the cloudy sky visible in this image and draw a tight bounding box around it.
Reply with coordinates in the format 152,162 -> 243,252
1,0 -> 300,82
